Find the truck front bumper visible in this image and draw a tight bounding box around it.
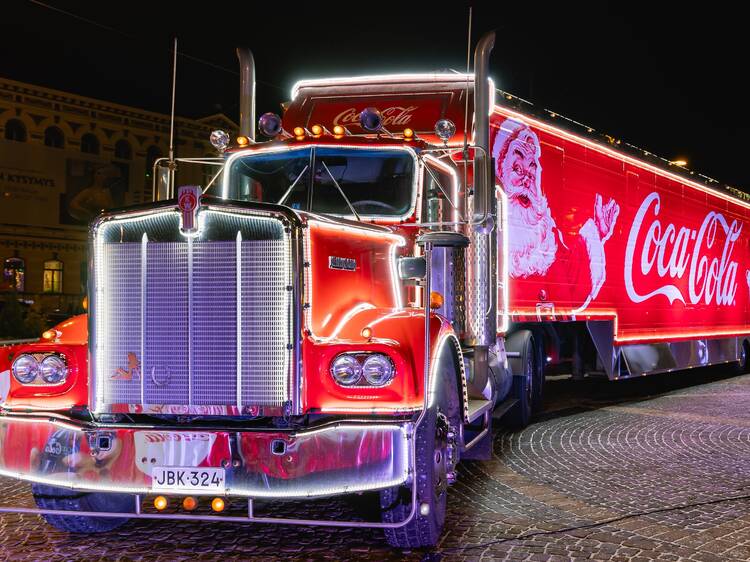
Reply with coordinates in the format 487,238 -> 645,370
0,414 -> 412,498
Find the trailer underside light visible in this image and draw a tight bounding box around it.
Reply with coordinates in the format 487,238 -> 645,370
154,496 -> 168,511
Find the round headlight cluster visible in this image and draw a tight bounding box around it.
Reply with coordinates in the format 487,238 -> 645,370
330,353 -> 395,387
11,353 -> 68,385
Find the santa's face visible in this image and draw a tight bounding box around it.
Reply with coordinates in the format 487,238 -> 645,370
501,137 -> 540,207
498,133 -> 557,278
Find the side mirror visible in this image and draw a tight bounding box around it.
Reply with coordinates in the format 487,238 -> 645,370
398,256 -> 426,280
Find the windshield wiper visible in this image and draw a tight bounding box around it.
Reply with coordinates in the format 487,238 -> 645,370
320,161 -> 361,221
277,164 -> 309,206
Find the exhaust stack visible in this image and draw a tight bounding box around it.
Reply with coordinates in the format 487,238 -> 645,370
236,48 -> 256,141
465,30 -> 496,350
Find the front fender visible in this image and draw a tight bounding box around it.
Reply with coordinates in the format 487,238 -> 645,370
301,307 -> 459,414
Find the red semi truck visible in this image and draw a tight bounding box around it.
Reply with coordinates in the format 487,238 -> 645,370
1,33 -> 749,547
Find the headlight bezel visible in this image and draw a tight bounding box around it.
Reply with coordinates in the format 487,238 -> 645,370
11,352 -> 69,386
329,352 -> 396,388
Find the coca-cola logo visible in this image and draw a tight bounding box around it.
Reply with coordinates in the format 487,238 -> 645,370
625,192 -> 742,306
333,105 -> 418,127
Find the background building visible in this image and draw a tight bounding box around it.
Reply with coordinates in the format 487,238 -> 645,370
0,76 -> 236,323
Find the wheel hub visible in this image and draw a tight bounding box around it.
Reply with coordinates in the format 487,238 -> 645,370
434,412 -> 458,497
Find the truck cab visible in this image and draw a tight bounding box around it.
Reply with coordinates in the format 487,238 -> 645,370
0,33 -> 524,549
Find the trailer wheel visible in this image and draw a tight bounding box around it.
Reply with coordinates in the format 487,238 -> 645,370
737,340 -> 750,374
531,333 -> 545,413
380,346 -> 460,548
31,483 -> 133,533
506,330 -> 536,429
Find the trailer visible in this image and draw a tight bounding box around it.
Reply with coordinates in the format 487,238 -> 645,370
2,32 -> 748,548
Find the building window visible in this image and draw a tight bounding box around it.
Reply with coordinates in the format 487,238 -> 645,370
44,126 -> 65,148
115,139 -> 132,160
81,133 -> 100,155
43,258 -> 64,294
4,119 -> 27,142
2,257 -> 25,292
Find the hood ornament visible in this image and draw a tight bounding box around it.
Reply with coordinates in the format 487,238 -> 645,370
178,185 -> 201,236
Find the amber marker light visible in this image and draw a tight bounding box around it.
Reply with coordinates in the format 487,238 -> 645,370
310,124 -> 323,137
429,291 -> 444,309
236,135 -> 249,147
293,126 -> 305,139
154,496 -> 168,511
332,125 -> 345,136
403,128 -> 414,140
211,497 -> 226,512
361,326 -> 373,339
41,329 -> 59,341
182,496 -> 198,511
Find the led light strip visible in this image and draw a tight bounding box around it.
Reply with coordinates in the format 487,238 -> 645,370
494,106 -> 750,210
291,73 -> 476,100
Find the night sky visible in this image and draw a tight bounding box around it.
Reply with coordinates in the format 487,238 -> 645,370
2,2 -> 746,190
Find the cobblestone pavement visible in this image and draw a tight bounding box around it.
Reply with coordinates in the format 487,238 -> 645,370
2,368 -> 750,561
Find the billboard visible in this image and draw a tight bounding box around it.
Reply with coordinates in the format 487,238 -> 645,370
0,140 -> 131,228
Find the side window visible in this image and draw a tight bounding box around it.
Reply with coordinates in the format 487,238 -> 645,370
422,163 -> 456,225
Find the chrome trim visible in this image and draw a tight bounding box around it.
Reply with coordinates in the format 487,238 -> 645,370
236,231 -> 242,410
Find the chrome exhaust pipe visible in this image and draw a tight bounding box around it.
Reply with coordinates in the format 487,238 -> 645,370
236,47 -> 256,141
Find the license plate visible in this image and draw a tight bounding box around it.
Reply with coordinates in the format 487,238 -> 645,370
151,467 -> 226,493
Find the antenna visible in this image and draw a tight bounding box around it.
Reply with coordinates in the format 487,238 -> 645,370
168,37 -> 178,198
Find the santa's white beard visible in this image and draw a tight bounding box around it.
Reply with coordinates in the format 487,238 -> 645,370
507,193 -> 558,278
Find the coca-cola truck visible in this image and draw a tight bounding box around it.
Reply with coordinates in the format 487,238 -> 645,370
2,33 -> 749,547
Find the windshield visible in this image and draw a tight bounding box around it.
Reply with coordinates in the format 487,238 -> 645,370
225,147 -> 415,217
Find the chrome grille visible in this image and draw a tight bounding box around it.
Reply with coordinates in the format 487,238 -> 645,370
92,208 -> 295,415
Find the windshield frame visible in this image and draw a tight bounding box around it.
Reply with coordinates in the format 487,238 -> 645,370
221,144 -> 420,222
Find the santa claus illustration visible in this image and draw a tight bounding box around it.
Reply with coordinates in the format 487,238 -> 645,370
493,118 -> 620,312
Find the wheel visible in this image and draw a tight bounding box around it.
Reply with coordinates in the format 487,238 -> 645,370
506,330 -> 535,428
31,483 -> 134,533
380,346 -> 461,548
531,333 -> 545,413
736,340 -> 750,374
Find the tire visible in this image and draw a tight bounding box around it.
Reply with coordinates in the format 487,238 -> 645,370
507,330 -> 535,429
736,340 -> 750,374
380,345 -> 461,548
531,333 -> 545,413
31,483 -> 134,533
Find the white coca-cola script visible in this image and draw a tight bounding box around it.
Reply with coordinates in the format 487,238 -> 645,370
625,192 -> 742,306
333,106 -> 418,127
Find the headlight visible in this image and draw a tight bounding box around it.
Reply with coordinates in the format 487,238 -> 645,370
40,354 -> 68,384
330,355 -> 362,386
11,354 -> 39,384
362,354 -> 395,386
